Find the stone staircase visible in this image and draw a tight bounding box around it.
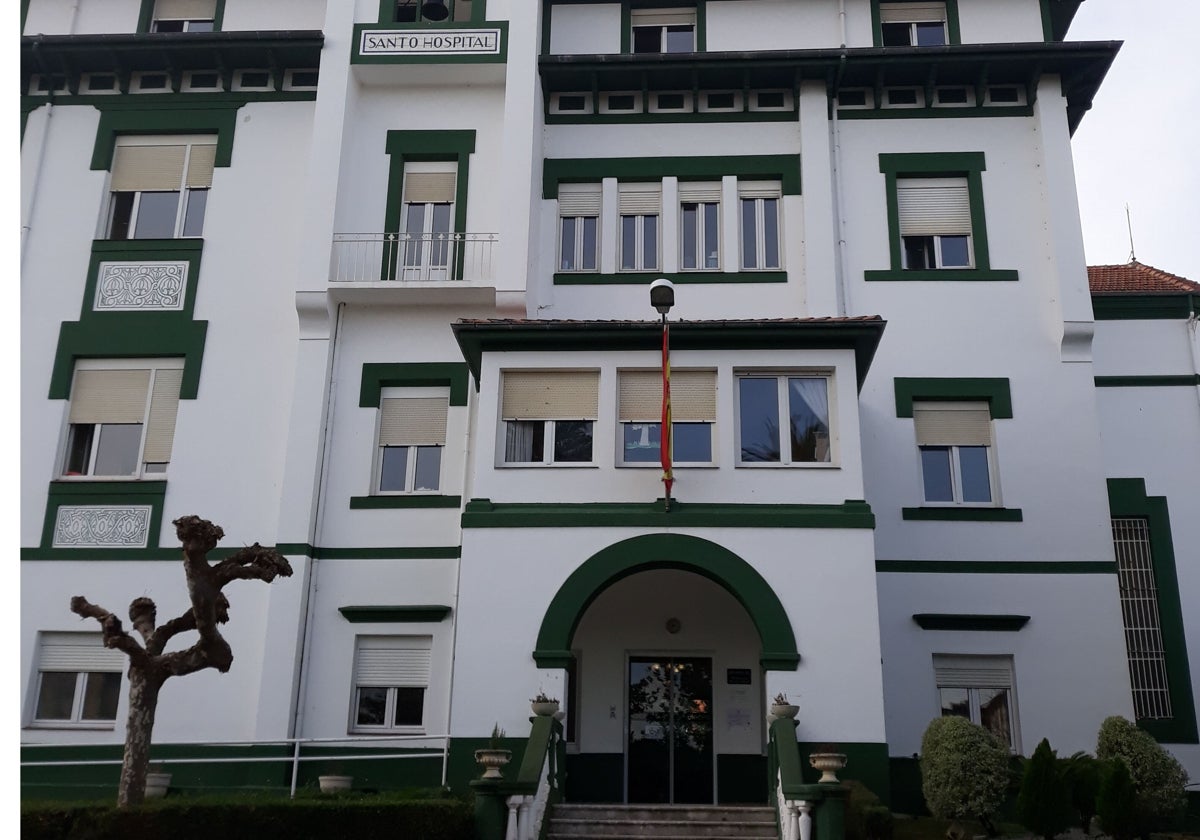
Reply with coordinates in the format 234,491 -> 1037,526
546,803 -> 777,839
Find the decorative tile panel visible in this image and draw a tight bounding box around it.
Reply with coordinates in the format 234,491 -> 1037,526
94,261 -> 188,311
53,505 -> 153,548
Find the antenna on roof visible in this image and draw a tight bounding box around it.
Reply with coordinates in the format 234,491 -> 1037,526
1125,204 -> 1137,263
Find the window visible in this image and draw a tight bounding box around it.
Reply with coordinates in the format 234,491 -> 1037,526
106,137 -> 215,240
631,9 -> 696,54
880,2 -> 948,46
558,184 -> 600,272
31,633 -> 124,728
396,164 -> 456,281
391,0 -> 475,22
913,401 -> 996,504
680,183 -> 721,271
351,636 -> 431,733
738,182 -> 781,270
1112,518 -> 1173,720
501,370 -> 598,465
62,361 -> 183,479
897,177 -> 973,270
619,370 -> 716,466
376,392 -> 448,494
934,654 -> 1018,751
737,375 -> 832,465
150,0 -> 216,32
619,184 -> 661,272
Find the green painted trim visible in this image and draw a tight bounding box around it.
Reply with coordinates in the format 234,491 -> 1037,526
39,481 -> 167,551
376,0 -> 488,24
351,21 -> 509,65
871,0 -> 961,46
1107,478 -> 1198,744
338,605 -> 452,622
836,106 -> 1033,121
24,92 -> 316,112
876,559 -> 1117,574
912,613 -> 1030,631
275,543 -> 462,559
1045,0 -> 1084,40
383,131 -> 476,281
544,109 -> 798,125
543,156 -> 802,199
533,533 -> 801,670
137,0 -> 227,32
81,239 -> 204,319
91,104 -> 240,170
359,362 -> 470,407
50,317 -> 208,400
864,269 -> 1019,282
463,498 -> 875,529
554,271 -> 788,285
1091,294 -> 1199,320
1095,375 -> 1200,388
1039,0 -> 1054,42
893,377 -> 1013,418
901,507 -> 1023,522
21,0 -> 31,31
540,1 -> 552,56
350,495 -> 463,509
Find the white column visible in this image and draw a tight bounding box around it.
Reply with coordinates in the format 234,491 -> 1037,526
662,177 -> 680,273
505,797 -> 521,840
722,175 -> 739,274
601,177 -> 618,275
798,80 -> 839,316
799,800 -> 814,840
784,801 -> 800,840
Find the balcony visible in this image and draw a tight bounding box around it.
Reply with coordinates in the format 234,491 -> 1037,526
328,232 -> 499,304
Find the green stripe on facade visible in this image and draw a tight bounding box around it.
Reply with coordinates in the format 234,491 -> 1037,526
545,110 -> 798,126
339,605 -> 452,622
876,559 -> 1117,574
543,155 -> 802,199
893,377 -> 1013,418
554,271 -> 788,285
912,613 -> 1030,631
350,495 -> 463,509
901,507 -> 1023,522
275,544 -> 462,559
836,106 -> 1033,122
462,498 -> 876,529
1095,375 -> 1200,388
865,269 -> 1018,282
1091,294 -> 1199,320
359,361 -> 471,407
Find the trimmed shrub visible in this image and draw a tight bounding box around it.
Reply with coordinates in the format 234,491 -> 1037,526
1016,739 -> 1072,840
1061,751 -> 1101,834
1096,715 -> 1188,833
919,716 -> 1009,834
1097,757 -> 1138,840
843,779 -> 895,840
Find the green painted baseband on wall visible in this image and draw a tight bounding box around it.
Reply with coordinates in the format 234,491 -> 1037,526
545,110 -> 798,126
864,269 -> 1019,282
1094,375 -> 1200,388
912,613 -> 1030,631
463,498 -> 875,529
274,543 -> 462,560
902,507 -> 1023,522
1091,294 -> 1199,320
876,559 -> 1116,574
39,480 -> 167,551
836,106 -> 1034,122
543,155 -> 802,199
350,495 -> 463,509
893,377 -> 1013,418
554,271 -> 787,285
338,605 -> 452,622
359,361 -> 471,407
533,533 -> 800,671
1108,478 -> 1198,744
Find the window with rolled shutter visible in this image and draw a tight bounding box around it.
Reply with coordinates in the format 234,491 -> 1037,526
39,633 -> 126,673
618,184 -> 661,216
354,636 -> 432,688
559,184 -> 602,217
379,397 -> 449,446
880,2 -> 946,24
897,178 -> 971,237
619,370 -> 716,422
502,371 -> 599,420
912,401 -> 992,446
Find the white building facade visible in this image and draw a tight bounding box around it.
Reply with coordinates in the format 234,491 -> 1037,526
20,0 -> 1197,809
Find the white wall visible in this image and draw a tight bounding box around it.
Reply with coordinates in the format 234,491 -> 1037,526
707,0 -> 844,52
957,0 -> 1045,44
24,0 -> 141,35
549,4 -> 621,55
224,0 -> 328,31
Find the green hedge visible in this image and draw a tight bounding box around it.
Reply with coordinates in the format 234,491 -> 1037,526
22,795 -> 474,840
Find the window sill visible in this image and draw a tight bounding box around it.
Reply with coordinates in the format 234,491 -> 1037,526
554,270 -> 787,285
497,463 -> 599,469
349,495 -> 462,509
735,462 -> 839,469
26,722 -> 116,731
619,463 -> 718,469
902,506 -> 1023,521
348,727 -> 426,736
864,268 -> 1019,282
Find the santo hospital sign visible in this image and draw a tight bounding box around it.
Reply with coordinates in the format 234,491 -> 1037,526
360,28 -> 503,56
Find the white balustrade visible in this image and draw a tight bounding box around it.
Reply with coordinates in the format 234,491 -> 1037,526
330,232 -> 497,284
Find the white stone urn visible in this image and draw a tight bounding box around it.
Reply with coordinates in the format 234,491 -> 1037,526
474,748 -> 512,780
531,699 -> 560,717
809,752 -> 848,783
318,774 -> 354,793
144,771 -> 172,798
770,703 -> 799,719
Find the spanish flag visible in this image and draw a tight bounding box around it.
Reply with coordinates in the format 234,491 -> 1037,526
661,319 -> 673,502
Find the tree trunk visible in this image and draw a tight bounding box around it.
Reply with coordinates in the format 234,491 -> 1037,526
118,668 -> 162,808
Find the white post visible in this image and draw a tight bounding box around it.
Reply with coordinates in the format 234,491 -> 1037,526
517,796 -> 533,840
505,796 -> 521,840
799,800 -> 814,840
784,801 -> 800,840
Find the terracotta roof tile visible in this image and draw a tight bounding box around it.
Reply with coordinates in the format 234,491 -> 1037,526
1088,261 -> 1200,294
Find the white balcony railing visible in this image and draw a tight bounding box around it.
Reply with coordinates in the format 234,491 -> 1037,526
330,232 -> 498,284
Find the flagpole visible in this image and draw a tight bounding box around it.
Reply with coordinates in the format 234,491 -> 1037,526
649,279 -> 676,514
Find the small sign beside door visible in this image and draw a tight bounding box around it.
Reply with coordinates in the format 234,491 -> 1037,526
726,668 -> 752,685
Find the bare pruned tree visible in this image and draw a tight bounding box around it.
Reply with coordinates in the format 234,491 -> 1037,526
70,515 -> 293,807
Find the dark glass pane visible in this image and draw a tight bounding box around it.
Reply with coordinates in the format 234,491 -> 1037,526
553,421 -> 593,462
763,199 -> 779,268
379,446 -> 410,491
838,90 -> 866,107
939,235 -> 971,268
664,25 -> 694,53
632,26 -> 662,53
902,235 -> 935,270
672,658 -> 713,804
979,688 -> 1012,748
94,424 -> 142,476
643,215 -> 658,269
741,199 -> 757,269
921,446 -> 954,502
887,88 -> 918,106
189,72 -> 219,88
505,420 -> 544,462
755,92 -> 785,108
627,659 -> 672,803
80,672 -> 121,720
394,1 -> 418,22
239,72 -> 269,87
414,446 -> 441,491
674,423 -> 711,463
108,192 -> 135,240
36,673 -> 77,720
703,203 -> 719,267
788,378 -> 829,463
959,446 -> 992,503
403,204 -> 425,266
182,189 -> 207,237
623,423 -> 661,462
152,19 -> 185,32
989,86 -> 1020,103
937,87 -> 968,104
394,687 -> 425,726
581,217 -> 598,270
187,20 -> 214,32
356,687 -> 388,726
656,93 -> 685,110
706,92 -> 735,109
64,424 -> 95,475
558,95 -> 586,111
681,204 -> 698,268
881,22 -> 912,46
607,95 -> 636,111
560,217 -> 577,270
133,191 -> 181,239
739,378 -> 780,462
939,687 -> 970,719
621,216 -> 637,270
431,204 -> 452,266
915,22 -> 947,46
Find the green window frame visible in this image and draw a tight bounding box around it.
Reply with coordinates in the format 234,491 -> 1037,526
867,152 -> 1018,282
137,0 -> 227,34
870,0 -> 960,47
377,0 -> 487,24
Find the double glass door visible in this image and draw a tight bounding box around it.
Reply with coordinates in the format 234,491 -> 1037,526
626,656 -> 713,804
399,201 -> 453,281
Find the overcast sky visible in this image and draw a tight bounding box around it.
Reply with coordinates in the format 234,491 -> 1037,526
1067,1 -> 1200,280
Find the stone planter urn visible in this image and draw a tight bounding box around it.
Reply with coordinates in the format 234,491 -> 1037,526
770,703 -> 799,719
474,749 -> 512,780
809,752 -> 847,783
144,771 -> 172,799
318,774 -> 354,793
532,699 -> 560,717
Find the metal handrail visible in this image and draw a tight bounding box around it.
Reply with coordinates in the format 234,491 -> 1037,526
330,231 -> 498,284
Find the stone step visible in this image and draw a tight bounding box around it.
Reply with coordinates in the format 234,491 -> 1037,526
547,821 -> 776,838
546,804 -> 777,838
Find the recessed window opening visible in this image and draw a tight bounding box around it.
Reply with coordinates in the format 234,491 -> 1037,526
737,374 -> 832,465
286,70 -> 320,89
619,184 -> 661,272
700,91 -> 739,112
134,73 -> 169,91
151,0 -> 216,31
897,177 -> 973,270
739,182 -> 782,271
31,633 -> 124,728
392,0 -> 473,22
397,163 -> 456,280
986,86 -> 1022,105
375,391 -> 448,494
106,137 -> 215,240
501,370 -> 598,465
934,654 -> 1019,751
837,89 -> 870,108
934,87 -> 970,106
631,9 -> 696,54
619,370 -> 715,466
679,183 -> 720,271
84,74 -> 117,93
880,2 -> 948,46
883,87 -> 921,108
751,91 -> 790,111
552,93 -> 591,113
1112,517 -> 1174,720
558,184 -> 601,272
350,636 -> 431,733
652,92 -> 689,112
913,401 -> 996,504
183,71 -> 220,90
601,93 -> 640,114
235,70 -> 271,90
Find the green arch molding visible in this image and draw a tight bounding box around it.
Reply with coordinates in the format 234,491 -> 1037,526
533,533 -> 800,671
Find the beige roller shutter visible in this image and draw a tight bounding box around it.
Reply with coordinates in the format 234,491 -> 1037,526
898,178 -> 971,236
39,633 -> 126,672
934,654 -> 1012,689
679,182 -> 722,203
913,401 -> 992,446
110,145 -> 186,192
880,2 -> 946,23
738,182 -> 781,200
142,369 -> 183,464
69,369 -> 151,424
185,143 -> 217,188
404,172 -> 457,204
355,636 -> 432,687
619,370 -> 715,422
502,370 -> 599,420
379,397 -> 448,446
558,184 -> 601,216
618,184 -> 661,215
154,0 -> 217,19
